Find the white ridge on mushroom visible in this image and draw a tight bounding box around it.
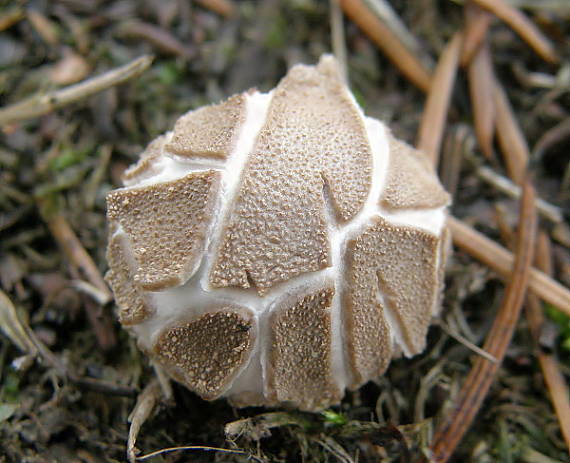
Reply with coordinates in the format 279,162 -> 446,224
105,55 -> 451,411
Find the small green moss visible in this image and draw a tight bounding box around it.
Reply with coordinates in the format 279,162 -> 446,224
49,147 -> 90,172
321,409 -> 347,426
156,61 -> 183,87
0,370 -> 20,403
545,303 -> 570,351
264,15 -> 287,50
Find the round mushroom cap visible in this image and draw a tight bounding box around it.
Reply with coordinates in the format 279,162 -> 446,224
105,55 -> 451,411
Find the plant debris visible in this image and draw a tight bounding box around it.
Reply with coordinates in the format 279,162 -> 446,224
1,1 -> 569,462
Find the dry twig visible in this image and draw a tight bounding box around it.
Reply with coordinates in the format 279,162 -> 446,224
525,232 -> 570,451
494,81 -> 529,185
361,0 -> 434,70
412,4 -> 568,319
532,118 -> 570,161
330,0 -> 348,83
476,166 -> 564,224
468,27 -> 570,448
339,0 -> 432,92
461,2 -> 492,66
44,213 -> 112,304
448,217 -> 570,317
439,124 -> 473,196
427,178 -> 537,463
42,210 -> 116,349
136,445 -> 253,462
467,39 -> 495,159
494,215 -> 570,452
437,320 -> 497,363
127,380 -> 162,463
26,9 -> 59,46
536,342 -> 570,450
194,0 -> 235,17
118,22 -> 194,58
472,0 -> 559,63
0,55 -> 153,126
0,6 -> 24,31
416,33 -> 462,165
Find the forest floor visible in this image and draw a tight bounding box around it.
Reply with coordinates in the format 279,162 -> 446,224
0,0 -> 569,462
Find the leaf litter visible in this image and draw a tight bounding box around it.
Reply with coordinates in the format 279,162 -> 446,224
0,1 -> 569,461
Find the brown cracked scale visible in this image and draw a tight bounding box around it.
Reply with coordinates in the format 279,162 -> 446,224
105,55 -> 451,411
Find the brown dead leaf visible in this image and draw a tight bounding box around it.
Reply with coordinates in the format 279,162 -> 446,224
50,49 -> 91,85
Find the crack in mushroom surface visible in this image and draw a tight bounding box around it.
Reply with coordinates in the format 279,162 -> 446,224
105,55 -> 451,411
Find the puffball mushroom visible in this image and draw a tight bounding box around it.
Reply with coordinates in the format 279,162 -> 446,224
105,55 -> 451,411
